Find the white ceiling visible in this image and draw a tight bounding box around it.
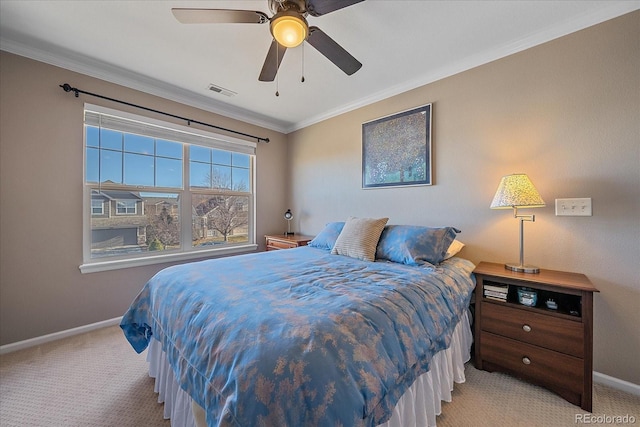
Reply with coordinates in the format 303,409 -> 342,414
1,1 -> 637,134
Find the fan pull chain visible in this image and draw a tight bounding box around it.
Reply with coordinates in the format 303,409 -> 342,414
301,42 -> 305,83
275,42 -> 280,97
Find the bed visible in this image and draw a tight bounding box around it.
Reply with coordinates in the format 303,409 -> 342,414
121,219 -> 476,427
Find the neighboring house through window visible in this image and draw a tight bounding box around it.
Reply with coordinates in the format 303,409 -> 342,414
81,104 -> 257,273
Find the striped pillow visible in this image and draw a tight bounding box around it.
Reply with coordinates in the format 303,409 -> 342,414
331,216 -> 389,261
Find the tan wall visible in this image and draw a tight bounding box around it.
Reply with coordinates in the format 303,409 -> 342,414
0,52 -> 289,345
288,12 -> 640,383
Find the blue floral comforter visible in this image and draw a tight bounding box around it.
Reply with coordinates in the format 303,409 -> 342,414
121,246 -> 475,427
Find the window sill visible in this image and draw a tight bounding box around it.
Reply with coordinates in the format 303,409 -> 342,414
79,244 -> 258,274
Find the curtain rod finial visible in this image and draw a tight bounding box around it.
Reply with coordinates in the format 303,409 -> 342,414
60,83 -> 79,97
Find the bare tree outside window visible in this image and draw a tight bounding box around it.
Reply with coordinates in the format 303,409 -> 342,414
192,169 -> 250,246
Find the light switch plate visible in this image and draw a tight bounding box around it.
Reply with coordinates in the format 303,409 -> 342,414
555,198 -> 592,216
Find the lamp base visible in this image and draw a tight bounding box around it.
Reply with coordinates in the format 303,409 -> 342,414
284,232 -> 295,236
505,263 -> 540,274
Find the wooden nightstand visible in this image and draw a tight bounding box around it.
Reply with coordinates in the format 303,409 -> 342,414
473,262 -> 599,411
265,234 -> 314,251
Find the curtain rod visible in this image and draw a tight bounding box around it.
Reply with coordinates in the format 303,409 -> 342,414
59,83 -> 269,143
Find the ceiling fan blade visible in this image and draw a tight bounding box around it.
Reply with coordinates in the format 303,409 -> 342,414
259,40 -> 288,82
305,0 -> 365,17
172,8 -> 269,24
307,27 -> 362,76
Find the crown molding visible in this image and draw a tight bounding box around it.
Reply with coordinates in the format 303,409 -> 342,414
286,2 -> 640,133
0,36 -> 291,134
3,2 -> 637,135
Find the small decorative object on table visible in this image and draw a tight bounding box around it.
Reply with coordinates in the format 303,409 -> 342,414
517,287 -> 537,307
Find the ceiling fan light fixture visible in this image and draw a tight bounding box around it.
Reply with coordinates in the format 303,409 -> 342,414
271,11 -> 308,48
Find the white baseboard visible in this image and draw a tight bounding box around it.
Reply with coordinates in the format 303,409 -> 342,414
2,318 -> 639,399
0,317 -> 122,355
594,371 -> 640,397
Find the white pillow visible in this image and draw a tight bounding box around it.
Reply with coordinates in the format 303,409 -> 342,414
331,216 -> 389,262
444,240 -> 465,260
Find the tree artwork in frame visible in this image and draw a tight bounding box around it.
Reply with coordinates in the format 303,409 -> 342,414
362,104 -> 432,188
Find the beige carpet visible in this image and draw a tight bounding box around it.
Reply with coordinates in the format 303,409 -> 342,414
1,325 -> 638,426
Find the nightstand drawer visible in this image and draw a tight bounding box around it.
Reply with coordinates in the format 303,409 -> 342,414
267,239 -> 298,250
482,302 -> 584,357
481,331 -> 584,395
265,235 -> 314,251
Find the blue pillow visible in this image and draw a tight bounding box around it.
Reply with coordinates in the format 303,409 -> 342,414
375,225 -> 460,266
307,222 -> 345,250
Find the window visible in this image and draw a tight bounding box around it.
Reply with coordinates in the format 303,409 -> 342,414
116,200 -> 137,215
81,104 -> 257,273
91,199 -> 104,215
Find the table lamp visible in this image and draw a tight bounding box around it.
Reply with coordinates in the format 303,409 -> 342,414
490,173 -> 545,273
284,209 -> 294,235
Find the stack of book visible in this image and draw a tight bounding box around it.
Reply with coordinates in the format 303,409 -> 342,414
484,283 -> 509,302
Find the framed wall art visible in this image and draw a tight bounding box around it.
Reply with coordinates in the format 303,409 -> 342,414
362,103 -> 432,188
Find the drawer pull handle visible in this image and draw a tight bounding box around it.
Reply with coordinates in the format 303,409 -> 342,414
522,324 -> 532,332
522,357 -> 531,365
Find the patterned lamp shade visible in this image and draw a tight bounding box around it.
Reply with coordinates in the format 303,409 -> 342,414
490,174 -> 545,209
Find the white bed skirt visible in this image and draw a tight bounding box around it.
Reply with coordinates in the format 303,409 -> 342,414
147,310 -> 473,427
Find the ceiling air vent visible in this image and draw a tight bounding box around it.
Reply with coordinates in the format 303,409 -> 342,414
207,83 -> 237,97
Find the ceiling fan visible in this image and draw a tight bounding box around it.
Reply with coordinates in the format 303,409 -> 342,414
172,0 -> 364,82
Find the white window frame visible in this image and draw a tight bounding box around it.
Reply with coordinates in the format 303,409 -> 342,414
116,200 -> 137,215
91,199 -> 104,215
80,104 -> 257,274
